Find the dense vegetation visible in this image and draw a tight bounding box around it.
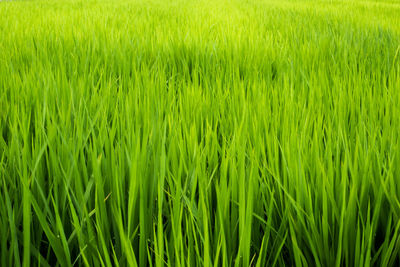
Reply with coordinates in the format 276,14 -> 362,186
1,0 -> 400,266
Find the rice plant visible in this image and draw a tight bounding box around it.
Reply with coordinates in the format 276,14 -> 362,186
1,0 -> 400,266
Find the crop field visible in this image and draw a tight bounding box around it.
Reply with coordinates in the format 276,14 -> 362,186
1,0 -> 400,266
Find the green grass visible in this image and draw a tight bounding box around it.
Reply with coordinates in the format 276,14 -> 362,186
1,0 -> 400,266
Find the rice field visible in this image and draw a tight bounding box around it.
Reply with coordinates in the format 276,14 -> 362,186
1,0 -> 400,266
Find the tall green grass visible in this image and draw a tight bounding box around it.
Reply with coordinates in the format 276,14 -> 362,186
1,0 -> 400,266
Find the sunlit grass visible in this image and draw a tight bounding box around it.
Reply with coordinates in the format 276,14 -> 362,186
1,0 -> 400,266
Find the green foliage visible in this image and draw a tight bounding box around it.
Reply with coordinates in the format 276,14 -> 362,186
1,0 -> 400,266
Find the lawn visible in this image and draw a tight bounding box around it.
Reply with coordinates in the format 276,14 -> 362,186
1,0 -> 400,266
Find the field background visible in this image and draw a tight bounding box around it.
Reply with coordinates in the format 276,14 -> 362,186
1,0 -> 400,266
